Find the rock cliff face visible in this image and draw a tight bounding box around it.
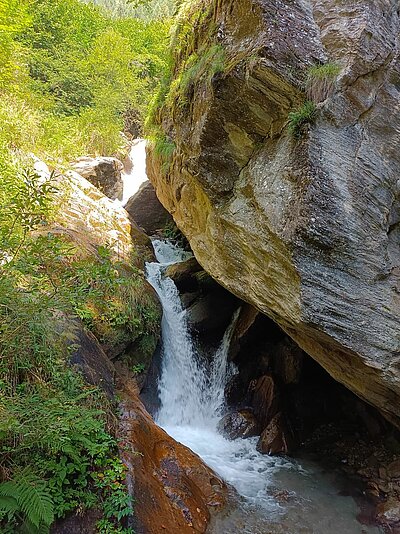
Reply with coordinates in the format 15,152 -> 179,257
147,0 -> 400,427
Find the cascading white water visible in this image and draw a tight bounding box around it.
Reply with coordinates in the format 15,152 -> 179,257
116,139 -> 148,207
146,239 -> 237,428
145,239 -> 382,534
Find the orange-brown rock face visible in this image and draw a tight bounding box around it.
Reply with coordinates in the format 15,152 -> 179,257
118,382 -> 227,534
147,0 -> 400,429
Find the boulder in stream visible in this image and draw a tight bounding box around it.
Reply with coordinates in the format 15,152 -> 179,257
257,412 -> 293,455
125,180 -> 172,234
217,410 -> 259,440
71,156 -> 124,201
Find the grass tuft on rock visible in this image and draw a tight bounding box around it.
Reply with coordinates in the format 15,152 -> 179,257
287,101 -> 317,139
306,62 -> 341,103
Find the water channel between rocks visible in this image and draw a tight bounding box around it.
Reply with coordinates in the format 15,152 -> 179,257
145,239 -> 382,534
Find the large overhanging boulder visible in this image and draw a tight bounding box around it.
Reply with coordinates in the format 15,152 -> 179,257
147,0 -> 400,427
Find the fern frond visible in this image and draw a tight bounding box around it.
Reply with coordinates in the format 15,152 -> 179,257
0,484 -> 19,528
0,481 -> 20,499
14,471 -> 54,528
0,494 -> 19,514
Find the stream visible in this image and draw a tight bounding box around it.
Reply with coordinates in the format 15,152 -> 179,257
145,240 -> 383,534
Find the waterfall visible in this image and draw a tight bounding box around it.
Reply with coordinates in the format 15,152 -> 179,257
117,139 -> 148,206
145,239 -> 383,534
146,239 -> 238,428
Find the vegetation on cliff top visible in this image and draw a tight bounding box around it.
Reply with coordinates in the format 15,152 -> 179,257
145,0 -> 223,169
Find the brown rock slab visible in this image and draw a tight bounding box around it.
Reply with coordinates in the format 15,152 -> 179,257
252,375 -> 280,429
125,180 -> 172,234
257,412 -> 293,455
186,290 -> 238,333
387,458 -> 400,479
273,338 -> 303,385
119,381 -> 227,534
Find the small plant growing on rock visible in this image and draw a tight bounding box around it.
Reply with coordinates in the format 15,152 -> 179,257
152,134 -> 176,172
287,101 -> 316,139
306,62 -> 341,103
132,363 -> 146,375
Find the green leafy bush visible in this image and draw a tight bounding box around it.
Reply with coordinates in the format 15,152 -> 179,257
0,0 -> 170,163
0,469 -> 54,532
0,167 -> 145,532
0,1 -> 170,531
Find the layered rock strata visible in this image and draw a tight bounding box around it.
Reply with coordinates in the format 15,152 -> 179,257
147,0 -> 400,428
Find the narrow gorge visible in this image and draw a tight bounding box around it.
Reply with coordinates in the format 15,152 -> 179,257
1,0 -> 400,533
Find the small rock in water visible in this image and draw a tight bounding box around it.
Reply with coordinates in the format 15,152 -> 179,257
217,410 -> 259,440
376,498 -> 400,525
257,412 -> 293,455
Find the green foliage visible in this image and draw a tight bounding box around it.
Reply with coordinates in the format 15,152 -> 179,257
0,1 -> 171,531
184,44 -> 226,85
0,172 -> 156,534
145,0 -> 214,128
93,457 -> 133,533
153,135 -> 176,161
166,44 -> 226,111
131,363 -> 146,375
0,470 -> 54,532
162,220 -> 180,241
82,0 -> 177,20
287,101 -> 316,139
306,62 -> 341,103
150,134 -> 176,172
0,0 -> 170,163
144,1 -> 226,170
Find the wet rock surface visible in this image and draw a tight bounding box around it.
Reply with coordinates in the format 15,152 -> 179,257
118,379 -> 228,534
147,0 -> 400,431
51,508 -> 102,534
252,375 -> 280,430
257,412 -> 293,455
217,410 -> 259,440
65,318 -> 116,397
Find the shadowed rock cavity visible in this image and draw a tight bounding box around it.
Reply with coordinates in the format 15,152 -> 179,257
223,309 -> 393,452
147,0 -> 400,429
